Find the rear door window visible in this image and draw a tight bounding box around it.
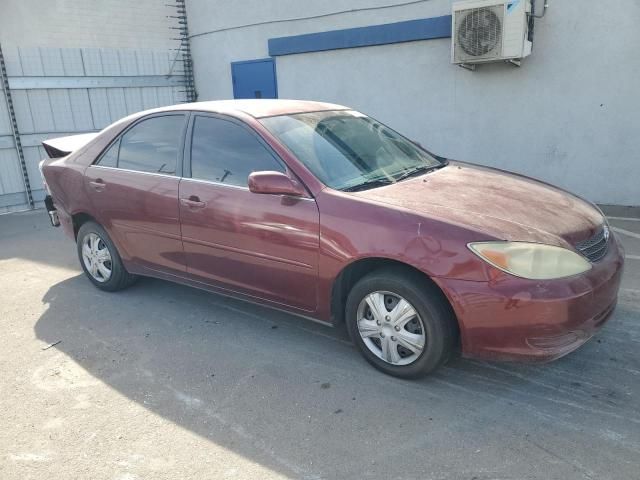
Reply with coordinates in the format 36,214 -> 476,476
117,115 -> 185,175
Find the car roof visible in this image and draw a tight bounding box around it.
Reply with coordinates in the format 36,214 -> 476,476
142,99 -> 350,119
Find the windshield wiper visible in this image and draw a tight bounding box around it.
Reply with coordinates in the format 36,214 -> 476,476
341,177 -> 394,192
341,161 -> 448,192
394,163 -> 446,182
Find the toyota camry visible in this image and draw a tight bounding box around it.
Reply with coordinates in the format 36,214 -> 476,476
40,100 -> 624,378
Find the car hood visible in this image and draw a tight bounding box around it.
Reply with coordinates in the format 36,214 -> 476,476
352,161 -> 605,247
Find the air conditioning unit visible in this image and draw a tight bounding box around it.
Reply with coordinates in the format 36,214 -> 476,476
452,0 -> 532,67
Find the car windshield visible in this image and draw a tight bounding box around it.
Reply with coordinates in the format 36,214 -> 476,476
260,110 -> 445,191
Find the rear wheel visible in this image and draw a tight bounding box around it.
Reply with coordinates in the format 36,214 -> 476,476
76,221 -> 137,291
346,268 -> 457,378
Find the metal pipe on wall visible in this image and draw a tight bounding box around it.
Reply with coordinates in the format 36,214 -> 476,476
0,42 -> 34,209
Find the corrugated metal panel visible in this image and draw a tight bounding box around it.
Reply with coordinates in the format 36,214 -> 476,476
47,90 -> 76,131
60,49 -> 86,76
10,91 -> 35,133
0,44 -> 31,213
2,45 -> 23,76
8,76 -> 184,89
68,90 -> 96,130
22,145 -> 45,193
0,149 -> 26,197
28,90 -> 57,132
0,45 -> 187,213
0,90 -> 12,135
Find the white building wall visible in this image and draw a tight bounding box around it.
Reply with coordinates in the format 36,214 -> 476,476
0,0 -> 176,49
186,0 -> 640,206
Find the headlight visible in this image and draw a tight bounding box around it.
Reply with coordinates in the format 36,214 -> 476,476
468,242 -> 591,280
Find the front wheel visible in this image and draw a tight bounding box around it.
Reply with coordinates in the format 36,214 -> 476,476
76,221 -> 137,291
345,268 -> 457,378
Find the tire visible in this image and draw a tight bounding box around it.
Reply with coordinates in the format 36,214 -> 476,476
76,221 -> 137,291
345,267 -> 457,378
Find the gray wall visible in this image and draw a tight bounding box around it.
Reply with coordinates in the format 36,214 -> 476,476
186,0 -> 640,206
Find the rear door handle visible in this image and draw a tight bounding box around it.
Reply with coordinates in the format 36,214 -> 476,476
89,179 -> 106,191
180,196 -> 206,209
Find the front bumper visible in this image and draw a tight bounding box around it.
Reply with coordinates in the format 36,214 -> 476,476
439,236 -> 625,362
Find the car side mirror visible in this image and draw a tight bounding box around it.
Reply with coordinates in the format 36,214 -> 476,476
248,171 -> 306,197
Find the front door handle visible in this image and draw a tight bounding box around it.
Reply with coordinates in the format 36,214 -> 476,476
89,179 -> 106,192
180,196 -> 206,209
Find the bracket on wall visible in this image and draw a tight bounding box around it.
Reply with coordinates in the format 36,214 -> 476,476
458,58 -> 523,71
168,0 -> 197,102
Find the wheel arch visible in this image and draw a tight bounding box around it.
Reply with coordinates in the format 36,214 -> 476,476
330,257 -> 459,334
71,211 -> 97,240
71,212 -> 131,263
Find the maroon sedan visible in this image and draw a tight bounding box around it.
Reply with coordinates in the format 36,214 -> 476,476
40,100 -> 624,378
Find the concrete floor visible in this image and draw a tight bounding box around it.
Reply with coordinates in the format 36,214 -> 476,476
1,209 -> 639,480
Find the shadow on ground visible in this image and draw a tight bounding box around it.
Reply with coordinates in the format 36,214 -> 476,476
0,210 -> 78,270
34,273 -> 640,479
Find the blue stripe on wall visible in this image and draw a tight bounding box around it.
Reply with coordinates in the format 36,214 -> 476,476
268,15 -> 452,57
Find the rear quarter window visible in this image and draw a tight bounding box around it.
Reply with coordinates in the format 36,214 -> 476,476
96,139 -> 119,167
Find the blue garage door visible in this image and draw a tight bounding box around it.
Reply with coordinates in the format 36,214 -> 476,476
231,58 -> 278,99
